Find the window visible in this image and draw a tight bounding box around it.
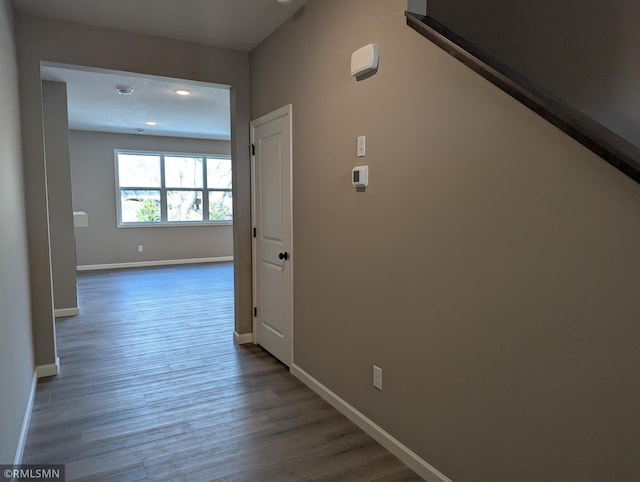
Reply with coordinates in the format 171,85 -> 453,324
115,150 -> 232,226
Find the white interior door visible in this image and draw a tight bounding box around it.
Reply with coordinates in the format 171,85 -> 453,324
251,105 -> 292,366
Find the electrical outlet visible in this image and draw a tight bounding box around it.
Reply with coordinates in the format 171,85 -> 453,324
373,365 -> 382,390
138,245 -> 144,252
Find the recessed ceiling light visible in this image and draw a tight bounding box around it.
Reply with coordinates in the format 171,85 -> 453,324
116,87 -> 134,95
175,89 -> 191,96
145,121 -> 157,126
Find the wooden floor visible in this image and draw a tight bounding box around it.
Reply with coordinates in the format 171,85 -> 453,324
23,263 -> 421,481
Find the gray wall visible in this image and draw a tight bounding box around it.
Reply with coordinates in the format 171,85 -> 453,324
43,80 -> 77,311
428,0 -> 640,147
15,12 -> 253,368
0,0 -> 35,464
69,130 -> 233,266
250,1 -> 640,480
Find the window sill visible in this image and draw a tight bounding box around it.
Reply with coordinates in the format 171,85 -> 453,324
117,221 -> 233,228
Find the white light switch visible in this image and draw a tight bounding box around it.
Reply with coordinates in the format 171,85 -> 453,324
373,365 -> 382,390
357,135 -> 366,157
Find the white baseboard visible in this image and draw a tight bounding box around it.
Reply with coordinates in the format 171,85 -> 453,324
54,307 -> 79,318
77,256 -> 233,272
233,330 -> 253,345
36,356 -> 60,378
14,372 -> 37,465
290,364 -> 451,482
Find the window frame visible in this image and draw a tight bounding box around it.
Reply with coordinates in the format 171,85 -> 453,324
114,149 -> 233,228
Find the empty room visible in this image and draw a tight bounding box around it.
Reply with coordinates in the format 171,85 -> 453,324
2,0 -> 639,481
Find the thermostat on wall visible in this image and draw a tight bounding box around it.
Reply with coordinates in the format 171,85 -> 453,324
351,44 -> 379,78
352,166 -> 369,187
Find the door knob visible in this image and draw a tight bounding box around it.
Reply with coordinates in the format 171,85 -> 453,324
278,252 -> 289,260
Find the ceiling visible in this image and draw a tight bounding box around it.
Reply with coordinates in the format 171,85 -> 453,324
12,0 -> 309,52
42,65 -> 232,140
16,0 -> 309,141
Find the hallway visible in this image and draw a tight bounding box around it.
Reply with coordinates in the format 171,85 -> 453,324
23,263 -> 420,481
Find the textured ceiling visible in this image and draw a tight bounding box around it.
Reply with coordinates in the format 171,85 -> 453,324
42,65 -> 231,140
12,0 -> 309,52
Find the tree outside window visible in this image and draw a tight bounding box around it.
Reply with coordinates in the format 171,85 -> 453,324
116,151 -> 232,226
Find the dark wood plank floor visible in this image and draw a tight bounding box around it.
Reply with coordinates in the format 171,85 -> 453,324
23,263 -> 421,481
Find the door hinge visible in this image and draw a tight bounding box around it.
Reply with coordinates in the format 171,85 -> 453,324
253,227 -> 256,238
251,143 -> 255,156
254,307 -> 257,317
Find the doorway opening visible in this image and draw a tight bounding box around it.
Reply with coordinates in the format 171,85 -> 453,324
41,62 -> 236,359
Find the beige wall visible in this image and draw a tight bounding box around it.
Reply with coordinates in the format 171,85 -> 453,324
43,80 -> 77,311
250,0 -> 640,480
15,12 -> 253,368
70,130 -> 233,266
0,0 -> 35,464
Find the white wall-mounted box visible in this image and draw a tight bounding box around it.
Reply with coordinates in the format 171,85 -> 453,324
352,166 -> 369,187
351,44 -> 379,78
73,211 -> 88,227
